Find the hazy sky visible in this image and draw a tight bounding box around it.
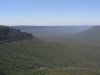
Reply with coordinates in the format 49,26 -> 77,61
0,0 -> 100,26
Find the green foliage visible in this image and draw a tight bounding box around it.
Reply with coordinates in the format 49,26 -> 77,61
0,39 -> 100,74
0,25 -> 100,75
8,70 -> 100,75
0,25 -> 34,43
0,70 -> 6,75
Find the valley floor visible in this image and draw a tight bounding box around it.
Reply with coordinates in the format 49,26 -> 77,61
9,70 -> 100,75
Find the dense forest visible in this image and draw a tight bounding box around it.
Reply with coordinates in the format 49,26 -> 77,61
0,26 -> 35,43
0,25 -> 100,75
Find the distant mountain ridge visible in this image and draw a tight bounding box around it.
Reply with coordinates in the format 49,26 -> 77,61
12,26 -> 100,44
68,26 -> 100,44
13,26 -> 91,40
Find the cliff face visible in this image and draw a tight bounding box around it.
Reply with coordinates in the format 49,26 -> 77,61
0,25 -> 34,43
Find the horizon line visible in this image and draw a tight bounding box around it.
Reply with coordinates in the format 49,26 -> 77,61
0,24 -> 100,27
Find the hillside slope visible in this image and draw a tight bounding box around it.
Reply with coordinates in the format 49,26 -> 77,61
0,39 -> 100,74
1,25 -> 100,75
68,26 -> 100,45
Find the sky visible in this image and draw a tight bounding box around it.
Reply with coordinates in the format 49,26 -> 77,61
0,0 -> 100,26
